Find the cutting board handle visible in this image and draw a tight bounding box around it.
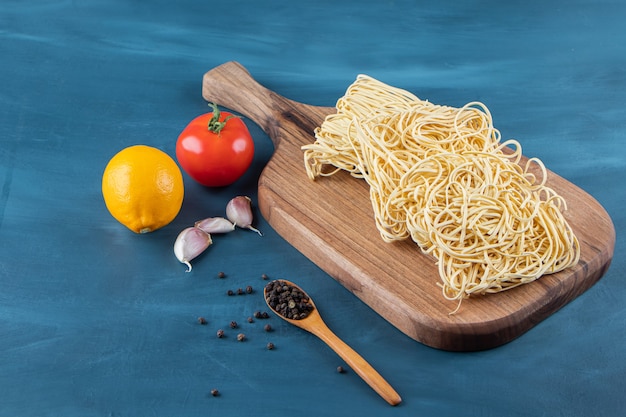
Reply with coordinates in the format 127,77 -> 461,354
202,61 -> 294,147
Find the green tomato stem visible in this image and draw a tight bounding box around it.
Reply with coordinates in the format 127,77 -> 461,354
207,102 -> 238,135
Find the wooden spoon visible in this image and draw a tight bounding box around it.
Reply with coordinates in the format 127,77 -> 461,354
263,279 -> 402,406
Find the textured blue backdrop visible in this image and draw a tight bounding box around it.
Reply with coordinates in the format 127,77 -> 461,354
1,1 -> 624,416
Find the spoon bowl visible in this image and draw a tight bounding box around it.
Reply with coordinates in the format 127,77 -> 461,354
264,279 -> 402,406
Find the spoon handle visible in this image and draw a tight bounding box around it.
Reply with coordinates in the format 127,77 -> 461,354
316,327 -> 402,406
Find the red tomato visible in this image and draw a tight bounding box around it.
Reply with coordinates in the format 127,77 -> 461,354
176,104 -> 254,187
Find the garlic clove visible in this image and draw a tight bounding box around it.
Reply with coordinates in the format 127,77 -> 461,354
226,196 -> 262,236
174,227 -> 212,272
194,217 -> 235,234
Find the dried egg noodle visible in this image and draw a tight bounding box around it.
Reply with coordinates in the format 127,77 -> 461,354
302,75 -> 580,312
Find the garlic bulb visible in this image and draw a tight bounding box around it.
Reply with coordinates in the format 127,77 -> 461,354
226,196 -> 262,236
174,227 -> 212,272
194,217 -> 235,234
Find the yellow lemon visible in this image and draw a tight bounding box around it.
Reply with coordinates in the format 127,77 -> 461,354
102,145 -> 184,233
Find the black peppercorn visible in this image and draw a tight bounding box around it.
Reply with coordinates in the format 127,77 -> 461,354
337,366 -> 346,373
227,289 -> 234,296
210,388 -> 219,396
246,285 -> 253,294
266,342 -> 275,350
263,324 -> 272,332
229,321 -> 238,329
261,273 -> 269,280
253,311 -> 262,319
217,271 -> 226,278
216,329 -> 224,338
237,288 -> 244,295
197,317 -> 207,325
237,333 -> 245,342
261,311 -> 269,319
247,316 -> 254,323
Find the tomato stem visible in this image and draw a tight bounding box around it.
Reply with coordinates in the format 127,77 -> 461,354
207,102 -> 238,135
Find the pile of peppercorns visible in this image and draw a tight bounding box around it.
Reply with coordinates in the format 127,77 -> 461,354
264,279 -> 314,320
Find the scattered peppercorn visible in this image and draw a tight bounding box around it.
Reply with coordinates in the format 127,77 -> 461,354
337,366 -> 346,374
198,317 -> 207,325
264,280 -> 314,320
246,285 -> 253,294
247,316 -> 254,323
261,273 -> 269,280
216,329 -> 225,338
229,321 -> 238,329
237,288 -> 244,295
227,289 -> 234,296
210,388 -> 219,397
263,324 -> 272,332
266,342 -> 275,350
237,333 -> 246,342
217,271 -> 226,278
253,311 -> 262,319
261,311 -> 269,319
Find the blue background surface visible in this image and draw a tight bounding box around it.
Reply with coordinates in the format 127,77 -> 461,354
1,1 -> 624,416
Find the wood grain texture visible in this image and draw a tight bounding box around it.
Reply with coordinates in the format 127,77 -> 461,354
202,61 -> 615,351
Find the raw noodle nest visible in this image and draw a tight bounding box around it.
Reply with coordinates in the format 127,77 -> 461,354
302,75 -> 580,312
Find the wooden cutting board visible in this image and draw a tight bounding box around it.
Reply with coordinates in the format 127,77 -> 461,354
202,61 -> 615,351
